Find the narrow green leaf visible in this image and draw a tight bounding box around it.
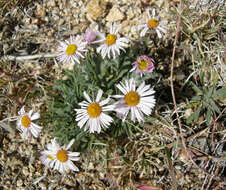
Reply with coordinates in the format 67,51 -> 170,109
190,81 -> 203,94
206,108 -> 212,125
186,105 -> 202,124
186,101 -> 201,108
209,99 -> 221,114
207,86 -> 214,98
214,87 -> 226,99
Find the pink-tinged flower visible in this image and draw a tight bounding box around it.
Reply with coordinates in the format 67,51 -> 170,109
83,29 -> 97,44
130,55 -> 155,77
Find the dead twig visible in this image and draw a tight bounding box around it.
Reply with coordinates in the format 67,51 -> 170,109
0,53 -> 57,62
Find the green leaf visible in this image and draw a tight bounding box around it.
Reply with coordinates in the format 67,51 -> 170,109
214,87 -> 226,99
186,101 -> 201,108
207,86 -> 214,98
209,99 -> 221,114
206,108 -> 212,125
191,95 -> 202,101
200,71 -> 204,86
186,105 -> 202,124
190,81 -> 203,94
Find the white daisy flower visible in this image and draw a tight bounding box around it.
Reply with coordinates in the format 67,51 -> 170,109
113,78 -> 156,122
75,89 -> 114,133
40,138 -> 80,174
96,23 -> 129,59
40,141 -> 55,169
16,106 -> 42,139
138,8 -> 167,38
57,35 -> 87,64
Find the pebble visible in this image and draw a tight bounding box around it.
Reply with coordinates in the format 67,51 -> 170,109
106,5 -> 125,22
86,0 -> 105,20
39,182 -> 47,189
184,108 -> 192,119
36,5 -> 46,17
22,167 -> 30,176
16,179 -> 23,187
64,178 -> 74,186
47,0 -> 56,7
58,19 -> 65,26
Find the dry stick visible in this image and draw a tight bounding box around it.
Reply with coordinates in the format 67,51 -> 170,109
169,1 -> 183,189
170,0 -> 223,183
0,53 -> 58,62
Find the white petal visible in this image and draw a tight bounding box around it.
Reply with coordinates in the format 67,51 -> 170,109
156,29 -> 162,38
66,139 -> 75,150
77,115 -> 89,128
31,122 -> 42,130
67,160 -> 79,171
68,152 -> 80,157
140,27 -> 149,37
18,106 -> 26,115
31,112 -> 40,120
152,8 -> 156,17
96,89 -> 103,102
83,91 -> 92,103
28,109 -> 33,117
116,83 -> 127,95
158,25 -> 167,33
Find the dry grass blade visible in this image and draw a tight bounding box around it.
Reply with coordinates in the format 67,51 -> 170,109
165,147 -> 178,190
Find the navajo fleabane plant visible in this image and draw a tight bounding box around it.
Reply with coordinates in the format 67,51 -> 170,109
17,106 -> 42,139
130,55 -> 155,77
138,8 -> 167,38
75,89 -> 114,133
113,78 -> 156,122
57,35 -> 87,64
96,23 -> 129,59
40,139 -> 80,174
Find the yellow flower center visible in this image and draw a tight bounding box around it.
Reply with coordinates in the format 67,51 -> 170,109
106,34 -> 117,46
56,149 -> 68,162
21,115 -> 31,128
148,19 -> 159,29
66,44 -> 77,55
87,103 -> 102,118
138,60 -> 148,70
124,91 -> 140,106
48,155 -> 54,160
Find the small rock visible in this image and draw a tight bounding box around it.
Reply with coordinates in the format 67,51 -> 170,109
47,0 -> 56,7
106,5 -> 124,22
64,178 -> 74,186
58,19 -> 64,26
22,167 -> 30,176
16,179 -> 23,187
39,182 -> 47,190
88,162 -> 94,170
86,0 -> 105,20
184,108 -> 192,119
36,5 -> 46,17
127,8 -> 135,19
